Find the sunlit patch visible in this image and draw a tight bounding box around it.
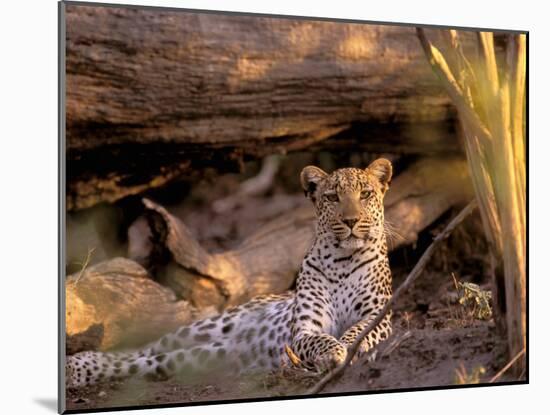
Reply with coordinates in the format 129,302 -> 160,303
227,57 -> 274,90
337,33 -> 376,61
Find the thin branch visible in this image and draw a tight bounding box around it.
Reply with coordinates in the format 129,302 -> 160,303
74,247 -> 96,285
308,200 -> 478,394
378,330 -> 412,358
489,348 -> 526,383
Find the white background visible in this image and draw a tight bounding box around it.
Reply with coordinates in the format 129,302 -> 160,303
0,0 -> 546,414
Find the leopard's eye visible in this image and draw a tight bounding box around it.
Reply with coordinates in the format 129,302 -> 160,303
325,193 -> 339,202
360,190 -> 372,200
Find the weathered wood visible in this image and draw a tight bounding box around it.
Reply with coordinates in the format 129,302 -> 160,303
65,258 -> 216,351
131,156 -> 474,310
66,324 -> 104,356
66,6 -> 458,150
65,5 -> 473,210
67,122 -> 461,211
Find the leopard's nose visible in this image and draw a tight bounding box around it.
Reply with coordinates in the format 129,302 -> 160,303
342,218 -> 358,229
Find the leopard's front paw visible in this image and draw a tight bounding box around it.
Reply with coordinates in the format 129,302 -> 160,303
313,347 -> 347,373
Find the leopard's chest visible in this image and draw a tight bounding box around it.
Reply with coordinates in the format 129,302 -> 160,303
332,265 -> 380,329
301,249 -> 384,335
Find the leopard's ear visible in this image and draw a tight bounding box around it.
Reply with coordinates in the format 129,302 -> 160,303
300,166 -> 328,201
366,158 -> 392,191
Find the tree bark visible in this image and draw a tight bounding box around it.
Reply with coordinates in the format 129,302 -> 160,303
65,5 -> 472,210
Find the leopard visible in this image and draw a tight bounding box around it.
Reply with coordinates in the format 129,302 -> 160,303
66,158 -> 394,388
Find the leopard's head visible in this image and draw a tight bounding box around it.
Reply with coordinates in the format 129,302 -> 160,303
301,158 -> 392,250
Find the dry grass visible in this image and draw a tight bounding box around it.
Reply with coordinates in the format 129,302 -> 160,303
417,28 -> 526,374
73,247 -> 96,285
454,362 -> 486,385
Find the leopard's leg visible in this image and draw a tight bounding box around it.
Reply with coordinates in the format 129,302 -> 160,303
291,284 -> 347,372
339,312 -> 392,360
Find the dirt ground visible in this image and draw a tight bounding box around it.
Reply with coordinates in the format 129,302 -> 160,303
66,165 -> 524,412
66,274 -> 515,411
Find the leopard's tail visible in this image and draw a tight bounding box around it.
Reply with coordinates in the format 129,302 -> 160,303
67,294 -> 294,388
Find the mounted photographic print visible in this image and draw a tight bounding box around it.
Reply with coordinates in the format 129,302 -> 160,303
59,1 -> 528,413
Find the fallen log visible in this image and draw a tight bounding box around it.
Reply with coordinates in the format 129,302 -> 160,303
66,7 -> 460,150
131,156 -> 474,310
64,4 -> 477,209
65,257 -> 216,352
66,324 -> 104,356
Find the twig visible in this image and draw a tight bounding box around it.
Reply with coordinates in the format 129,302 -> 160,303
307,200 -> 477,395
489,348 -> 526,383
74,247 -> 96,285
451,272 -> 460,291
285,344 -> 302,367
378,330 -> 412,358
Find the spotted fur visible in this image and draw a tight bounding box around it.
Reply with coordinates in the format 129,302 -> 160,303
66,159 -> 394,387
